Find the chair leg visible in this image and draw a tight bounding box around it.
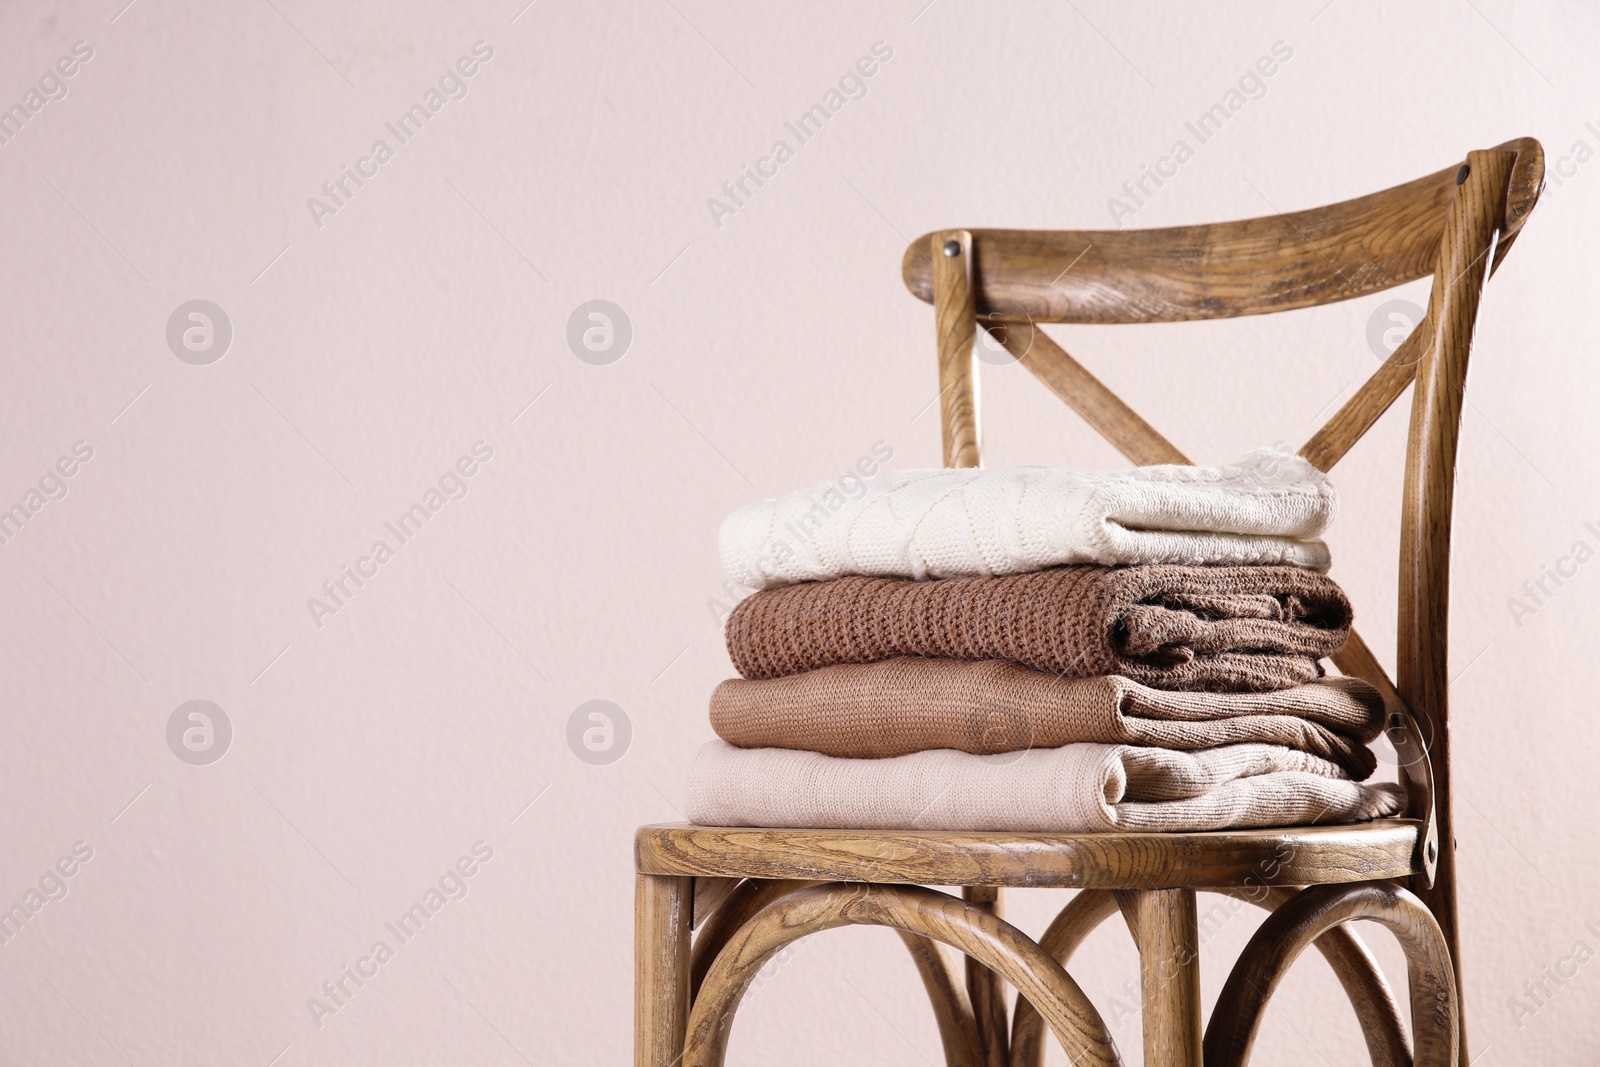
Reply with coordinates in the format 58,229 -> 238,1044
962,886 -> 1010,1067
636,874 -> 692,1067
1125,888 -> 1204,1067
898,930 -> 986,1067
1204,882 -> 1459,1067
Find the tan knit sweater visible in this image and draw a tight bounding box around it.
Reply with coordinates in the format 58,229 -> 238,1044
710,660 -> 1385,778
724,564 -> 1351,691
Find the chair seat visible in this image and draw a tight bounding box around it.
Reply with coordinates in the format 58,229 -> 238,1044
635,819 -> 1420,890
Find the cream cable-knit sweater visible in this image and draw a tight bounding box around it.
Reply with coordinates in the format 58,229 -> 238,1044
719,445 -> 1335,589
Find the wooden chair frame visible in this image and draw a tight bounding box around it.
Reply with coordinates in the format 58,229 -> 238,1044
636,137 -> 1543,1067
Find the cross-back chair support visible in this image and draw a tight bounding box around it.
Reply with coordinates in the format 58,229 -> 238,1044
634,138 -> 1542,1067
901,137 -> 1541,1062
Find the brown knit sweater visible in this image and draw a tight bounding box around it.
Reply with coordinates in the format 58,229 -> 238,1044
711,659 -> 1384,778
723,565 -> 1351,691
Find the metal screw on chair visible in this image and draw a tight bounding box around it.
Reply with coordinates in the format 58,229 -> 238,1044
1456,163 -> 1470,185
943,239 -> 962,257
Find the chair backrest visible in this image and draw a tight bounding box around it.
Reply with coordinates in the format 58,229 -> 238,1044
901,137 -> 1544,1055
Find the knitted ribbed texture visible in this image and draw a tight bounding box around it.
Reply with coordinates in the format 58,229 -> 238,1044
723,564 -> 1351,692
684,740 -> 1404,833
719,446 -> 1336,589
710,662 -> 1384,778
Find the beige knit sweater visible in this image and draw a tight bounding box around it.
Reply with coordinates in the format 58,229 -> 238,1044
684,741 -> 1404,833
710,660 -> 1385,778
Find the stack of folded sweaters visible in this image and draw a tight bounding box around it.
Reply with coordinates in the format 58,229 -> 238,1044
684,446 -> 1404,834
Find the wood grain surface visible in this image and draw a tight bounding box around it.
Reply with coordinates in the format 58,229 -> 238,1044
637,821 -> 1419,888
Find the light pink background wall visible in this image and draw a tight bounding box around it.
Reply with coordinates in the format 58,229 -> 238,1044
1,0 -> 1596,1063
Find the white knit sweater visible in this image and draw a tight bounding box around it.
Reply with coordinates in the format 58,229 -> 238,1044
719,445 -> 1335,589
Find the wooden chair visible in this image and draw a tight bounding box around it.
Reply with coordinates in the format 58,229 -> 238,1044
635,137 -> 1544,1067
